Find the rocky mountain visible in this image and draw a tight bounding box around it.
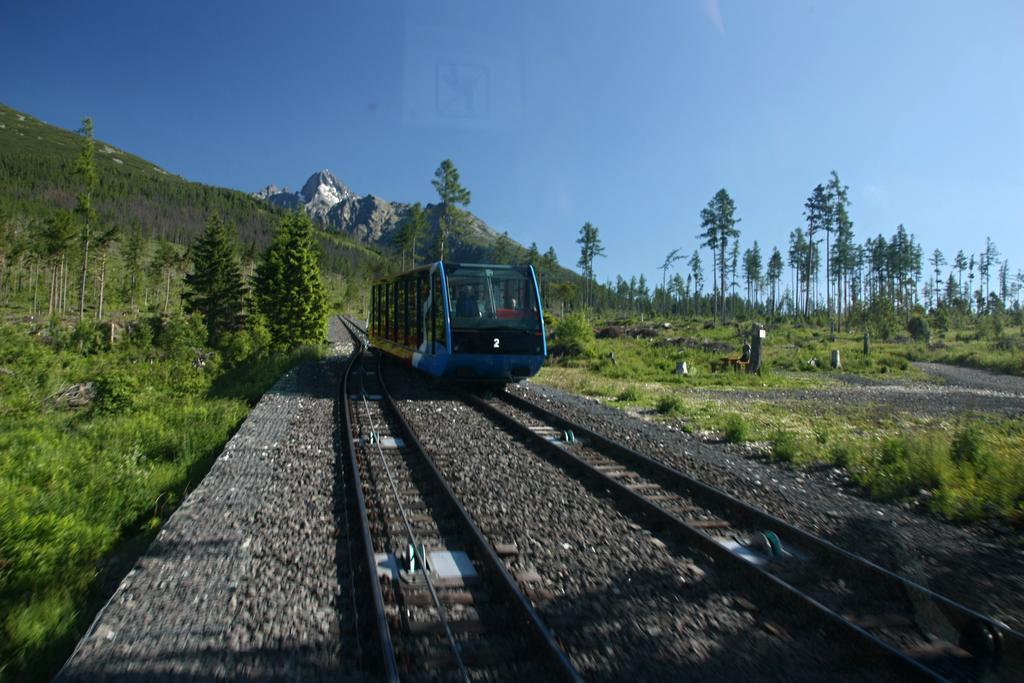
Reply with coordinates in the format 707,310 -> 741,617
254,169 -> 501,256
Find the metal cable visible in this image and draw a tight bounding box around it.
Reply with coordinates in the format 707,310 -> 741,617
351,327 -> 469,682
337,318 -> 364,668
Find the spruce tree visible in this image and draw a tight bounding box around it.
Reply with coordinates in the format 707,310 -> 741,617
576,222 -> 605,308
254,212 -> 327,349
74,117 -> 99,320
184,214 -> 247,348
431,160 -> 471,260
492,231 -> 514,264
699,188 -> 741,324
120,223 -> 145,313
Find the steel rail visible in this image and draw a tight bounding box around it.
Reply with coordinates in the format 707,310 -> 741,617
496,388 -> 1024,677
374,353 -> 584,683
338,319 -> 399,682
460,389 -> 945,681
357,357 -> 470,681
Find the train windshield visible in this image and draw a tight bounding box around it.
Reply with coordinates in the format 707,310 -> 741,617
446,265 -> 540,331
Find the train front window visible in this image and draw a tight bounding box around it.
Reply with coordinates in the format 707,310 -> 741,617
446,266 -> 539,331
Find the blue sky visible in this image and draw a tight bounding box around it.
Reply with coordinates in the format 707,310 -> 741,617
2,1 -> 1023,291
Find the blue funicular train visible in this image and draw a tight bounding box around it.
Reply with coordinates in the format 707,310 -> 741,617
369,262 -> 547,382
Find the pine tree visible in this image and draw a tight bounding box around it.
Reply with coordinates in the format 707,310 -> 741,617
74,117 -> 99,320
120,222 -> 145,313
743,241 -> 762,307
824,171 -> 850,318
149,239 -> 182,316
802,184 -> 829,315
92,223 -> 119,320
254,212 -> 328,349
930,249 -> 946,308
40,210 -> 77,317
492,231 -> 514,264
395,202 -> 427,268
431,160 -> 471,260
688,250 -> 703,314
954,250 -> 968,301
184,214 -> 247,348
699,188 -> 740,324
576,222 -> 605,308
767,247 -> 784,315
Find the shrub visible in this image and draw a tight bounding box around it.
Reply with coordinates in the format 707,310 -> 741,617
70,319 -> 108,355
93,370 -> 138,414
722,414 -> 749,443
656,395 -> 684,415
907,316 -> 930,342
617,386 -> 642,402
153,313 -> 206,362
551,313 -> 596,357
770,429 -> 808,463
859,433 -> 947,500
950,424 -> 996,476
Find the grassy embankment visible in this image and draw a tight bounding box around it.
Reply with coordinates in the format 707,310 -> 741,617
538,315 -> 1024,525
0,317 -> 321,681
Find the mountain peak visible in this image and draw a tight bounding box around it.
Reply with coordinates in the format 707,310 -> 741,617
254,168 -> 504,259
300,169 -> 352,206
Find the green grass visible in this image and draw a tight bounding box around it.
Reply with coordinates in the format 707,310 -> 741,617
0,320 -> 318,681
535,315 -> 1024,526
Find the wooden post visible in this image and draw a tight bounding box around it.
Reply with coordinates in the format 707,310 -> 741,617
831,349 -> 841,369
863,331 -> 870,355
750,323 -> 764,374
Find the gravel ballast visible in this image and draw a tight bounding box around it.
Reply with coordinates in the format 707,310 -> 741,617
510,368 -> 1024,633
59,320 -> 362,681
385,361 -> 893,681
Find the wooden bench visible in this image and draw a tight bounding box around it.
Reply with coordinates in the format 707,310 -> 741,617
710,357 -> 750,373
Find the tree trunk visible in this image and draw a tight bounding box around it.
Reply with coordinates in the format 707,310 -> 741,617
62,256 -> 70,315
719,244 -> 726,325
825,231 -> 831,319
79,234 -> 90,320
163,270 -> 172,315
48,262 -> 56,316
31,263 -> 38,316
96,253 -> 107,320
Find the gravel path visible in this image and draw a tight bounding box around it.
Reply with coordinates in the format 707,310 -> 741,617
684,364 -> 1024,417
386,361 -> 893,681
913,361 -> 1024,395
509,378 -> 1024,634
59,319 -> 364,681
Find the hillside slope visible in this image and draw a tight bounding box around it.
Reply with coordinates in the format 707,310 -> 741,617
0,103 -> 385,276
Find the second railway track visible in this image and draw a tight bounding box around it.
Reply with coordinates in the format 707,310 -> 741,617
456,385 -> 1024,682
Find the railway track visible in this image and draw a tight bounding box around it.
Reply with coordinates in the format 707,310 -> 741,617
450,386 -> 1024,682
337,317 -> 581,681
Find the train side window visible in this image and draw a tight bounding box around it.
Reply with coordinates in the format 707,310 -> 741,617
396,280 -> 403,343
391,281 -> 398,342
403,277 -> 410,346
416,272 -> 425,348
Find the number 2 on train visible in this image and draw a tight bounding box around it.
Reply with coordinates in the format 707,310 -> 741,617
493,337 -> 500,349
